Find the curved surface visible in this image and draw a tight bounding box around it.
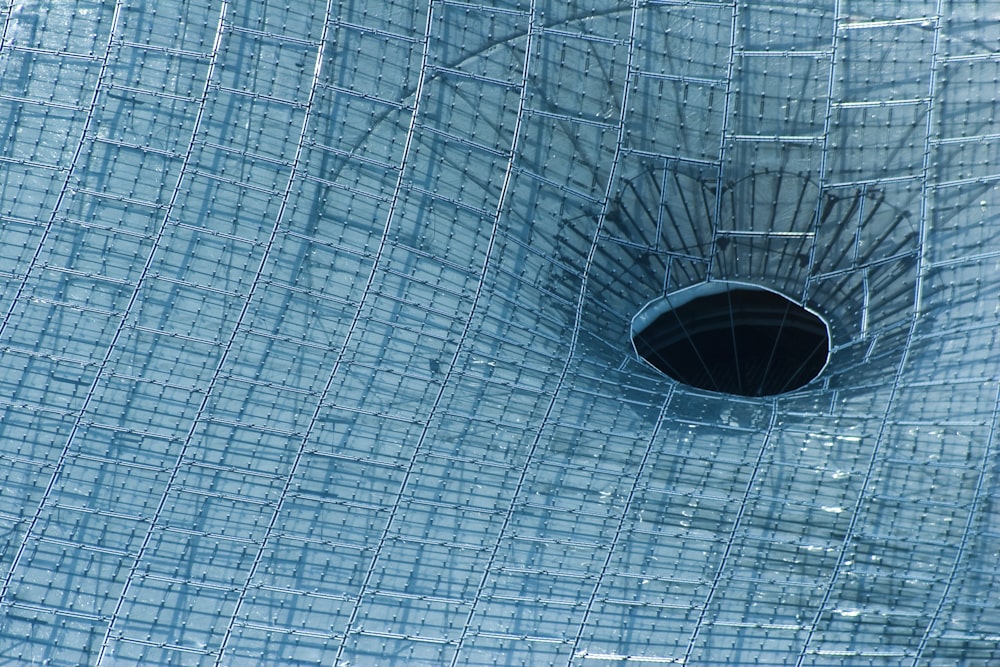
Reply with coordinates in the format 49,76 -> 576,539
0,1 -> 998,665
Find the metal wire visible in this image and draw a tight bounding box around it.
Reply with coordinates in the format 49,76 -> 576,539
0,0 -> 998,665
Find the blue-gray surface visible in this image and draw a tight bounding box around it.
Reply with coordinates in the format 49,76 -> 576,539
0,0 -> 998,665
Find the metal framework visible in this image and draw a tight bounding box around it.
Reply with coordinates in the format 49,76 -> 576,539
1,0 -> 998,664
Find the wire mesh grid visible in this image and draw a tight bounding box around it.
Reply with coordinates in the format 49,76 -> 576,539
0,0 -> 999,665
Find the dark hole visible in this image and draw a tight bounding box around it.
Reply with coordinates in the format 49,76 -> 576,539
633,287 -> 828,397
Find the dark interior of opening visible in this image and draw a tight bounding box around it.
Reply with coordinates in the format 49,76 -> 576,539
633,288 -> 829,397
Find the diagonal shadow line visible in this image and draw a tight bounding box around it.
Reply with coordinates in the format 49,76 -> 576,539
635,306 -> 723,394
755,299 -> 793,396
775,333 -> 830,395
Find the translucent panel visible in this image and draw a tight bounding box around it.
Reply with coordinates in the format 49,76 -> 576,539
0,1 -> 998,666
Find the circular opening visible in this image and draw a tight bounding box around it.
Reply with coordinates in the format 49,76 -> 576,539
632,283 -> 829,397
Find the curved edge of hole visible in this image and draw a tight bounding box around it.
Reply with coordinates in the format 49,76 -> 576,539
631,280 -> 833,397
